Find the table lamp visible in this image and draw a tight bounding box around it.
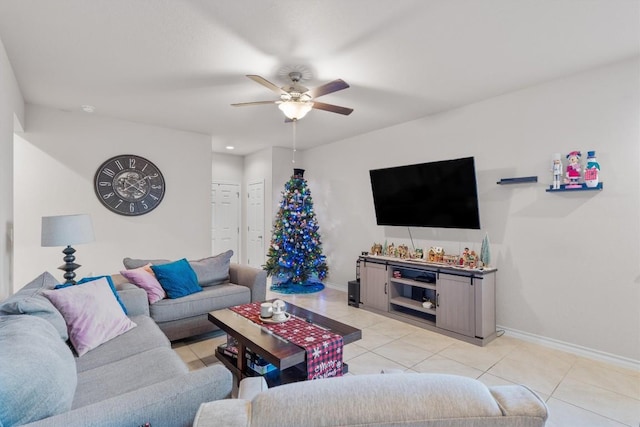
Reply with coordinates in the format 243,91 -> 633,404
41,214 -> 95,284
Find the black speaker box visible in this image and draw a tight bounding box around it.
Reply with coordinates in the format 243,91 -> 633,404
348,280 -> 360,308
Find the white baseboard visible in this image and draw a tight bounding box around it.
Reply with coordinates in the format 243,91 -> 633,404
498,325 -> 640,372
314,285 -> 638,371
323,281 -> 347,291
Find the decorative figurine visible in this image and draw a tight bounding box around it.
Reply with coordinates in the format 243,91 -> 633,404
584,150 -> 600,188
386,243 -> 395,257
564,151 -> 582,188
551,153 -> 563,190
443,254 -> 459,266
427,247 -> 444,263
397,244 -> 409,259
370,243 -> 382,256
459,248 -> 477,268
466,251 -> 477,269
480,233 -> 491,268
460,248 -> 469,265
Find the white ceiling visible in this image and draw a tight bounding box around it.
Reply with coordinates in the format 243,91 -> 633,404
0,0 -> 638,156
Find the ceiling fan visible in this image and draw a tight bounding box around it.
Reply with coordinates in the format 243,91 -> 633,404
231,71 -> 353,121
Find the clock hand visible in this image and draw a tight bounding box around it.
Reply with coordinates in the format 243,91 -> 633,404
122,180 -> 140,192
127,180 -> 147,193
136,175 -> 155,184
121,177 -> 147,194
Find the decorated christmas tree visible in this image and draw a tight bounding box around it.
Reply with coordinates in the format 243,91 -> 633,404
263,169 -> 328,293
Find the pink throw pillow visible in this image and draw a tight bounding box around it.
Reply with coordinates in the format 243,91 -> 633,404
120,265 -> 166,304
42,277 -> 137,356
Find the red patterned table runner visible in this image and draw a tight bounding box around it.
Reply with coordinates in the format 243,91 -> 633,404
230,302 -> 343,380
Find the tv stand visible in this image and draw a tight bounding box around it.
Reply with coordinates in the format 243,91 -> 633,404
358,256 -> 497,346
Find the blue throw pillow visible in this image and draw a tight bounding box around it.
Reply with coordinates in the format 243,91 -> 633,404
151,258 -> 202,299
56,275 -> 128,315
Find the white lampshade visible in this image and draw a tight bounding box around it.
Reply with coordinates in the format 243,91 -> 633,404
278,101 -> 314,120
41,214 -> 95,247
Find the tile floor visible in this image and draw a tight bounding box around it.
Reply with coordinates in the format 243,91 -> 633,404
173,287 -> 640,427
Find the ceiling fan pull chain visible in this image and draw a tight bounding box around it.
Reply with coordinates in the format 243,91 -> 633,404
292,119 -> 297,164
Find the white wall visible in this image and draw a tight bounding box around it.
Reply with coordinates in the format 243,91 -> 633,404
303,59 -> 640,363
13,105 -> 212,289
0,37 -> 24,299
212,152 -> 243,184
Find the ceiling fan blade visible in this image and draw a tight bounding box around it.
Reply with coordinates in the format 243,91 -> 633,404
312,101 -> 354,116
308,79 -> 350,98
246,75 -> 288,95
231,100 -> 277,107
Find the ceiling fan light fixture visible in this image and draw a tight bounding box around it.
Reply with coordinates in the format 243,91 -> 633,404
278,101 -> 314,120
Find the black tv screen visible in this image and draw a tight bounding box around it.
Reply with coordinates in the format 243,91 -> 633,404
369,157 -> 481,229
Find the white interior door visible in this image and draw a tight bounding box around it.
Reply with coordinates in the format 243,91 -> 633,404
247,180 -> 265,269
211,182 -> 239,263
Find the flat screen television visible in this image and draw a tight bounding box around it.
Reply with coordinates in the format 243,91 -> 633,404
369,157 -> 481,229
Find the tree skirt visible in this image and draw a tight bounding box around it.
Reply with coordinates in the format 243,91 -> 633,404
270,278 -> 325,294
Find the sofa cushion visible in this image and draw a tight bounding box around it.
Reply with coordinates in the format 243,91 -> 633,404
123,257 -> 170,270
151,258 -> 202,299
248,373 -> 502,426
190,250 -> 233,287
72,346 -> 188,409
150,283 -> 250,323
75,315 -> 170,373
120,265 -> 166,304
43,277 -> 137,356
0,271 -> 68,340
0,315 -> 77,426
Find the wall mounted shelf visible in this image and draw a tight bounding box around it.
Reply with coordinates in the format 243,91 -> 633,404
496,176 -> 538,185
546,182 -> 603,192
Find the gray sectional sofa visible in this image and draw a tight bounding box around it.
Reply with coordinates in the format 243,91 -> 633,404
195,374 -> 549,427
0,271 -> 233,427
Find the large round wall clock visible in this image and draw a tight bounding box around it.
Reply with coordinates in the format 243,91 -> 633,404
94,154 -> 166,216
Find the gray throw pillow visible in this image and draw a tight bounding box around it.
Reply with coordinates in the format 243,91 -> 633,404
0,272 -> 69,341
0,315 -> 77,426
190,250 -> 233,287
123,257 -> 170,270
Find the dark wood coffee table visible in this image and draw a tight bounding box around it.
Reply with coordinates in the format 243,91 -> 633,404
208,301 -> 361,386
